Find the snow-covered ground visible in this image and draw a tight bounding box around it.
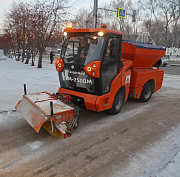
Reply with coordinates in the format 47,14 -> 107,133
163,74 -> 180,89
0,56 -> 59,112
0,56 -> 180,176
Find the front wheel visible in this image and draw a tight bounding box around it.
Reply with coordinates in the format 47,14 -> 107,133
140,82 -> 152,102
107,91 -> 123,115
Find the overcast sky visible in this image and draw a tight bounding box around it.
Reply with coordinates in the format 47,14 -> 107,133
0,0 -> 111,24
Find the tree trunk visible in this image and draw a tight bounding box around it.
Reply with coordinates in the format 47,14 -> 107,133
22,49 -> 25,62
38,51 -> 43,68
25,51 -> 30,64
17,52 -> 21,61
31,51 -> 35,66
31,57 -> 35,66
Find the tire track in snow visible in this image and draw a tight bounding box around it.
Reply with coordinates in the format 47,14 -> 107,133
73,103 -> 153,138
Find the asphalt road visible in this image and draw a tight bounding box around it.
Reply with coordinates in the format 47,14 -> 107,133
0,65 -> 180,177
161,61 -> 180,75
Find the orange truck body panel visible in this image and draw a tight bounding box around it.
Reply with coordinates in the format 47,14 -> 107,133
121,41 -> 166,68
58,33 -> 165,112
58,60 -> 133,112
129,69 -> 164,99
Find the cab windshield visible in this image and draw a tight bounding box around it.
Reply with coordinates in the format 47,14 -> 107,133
61,35 -> 104,66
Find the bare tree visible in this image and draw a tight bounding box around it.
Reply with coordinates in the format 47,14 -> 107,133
139,0 -> 180,47
31,0 -> 69,68
0,33 -> 12,56
73,8 -> 90,28
73,0 -> 135,40
3,0 -> 69,67
157,0 -> 180,46
4,2 -> 23,60
97,0 -> 135,40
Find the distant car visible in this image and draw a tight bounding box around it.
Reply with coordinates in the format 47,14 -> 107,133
161,58 -> 168,67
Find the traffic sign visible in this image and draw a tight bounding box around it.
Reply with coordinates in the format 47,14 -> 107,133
118,8 -> 126,18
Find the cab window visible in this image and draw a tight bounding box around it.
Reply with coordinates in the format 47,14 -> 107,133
101,36 -> 122,94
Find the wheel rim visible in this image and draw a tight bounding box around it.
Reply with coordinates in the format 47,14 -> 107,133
115,93 -> 122,111
144,87 -> 151,100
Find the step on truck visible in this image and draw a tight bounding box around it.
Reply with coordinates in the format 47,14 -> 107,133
16,24 -> 166,138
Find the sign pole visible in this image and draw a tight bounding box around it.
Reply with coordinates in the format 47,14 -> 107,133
93,0 -> 98,28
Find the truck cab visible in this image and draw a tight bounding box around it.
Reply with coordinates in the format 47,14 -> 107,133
58,26 -> 123,95
56,24 -> 165,114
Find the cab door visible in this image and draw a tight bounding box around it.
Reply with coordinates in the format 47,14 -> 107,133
101,35 -> 123,95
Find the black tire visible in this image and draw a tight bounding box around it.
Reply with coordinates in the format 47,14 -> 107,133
107,91 -> 123,115
140,82 -> 152,102
73,120 -> 79,129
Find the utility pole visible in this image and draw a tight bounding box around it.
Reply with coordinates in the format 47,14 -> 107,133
93,0 -> 98,28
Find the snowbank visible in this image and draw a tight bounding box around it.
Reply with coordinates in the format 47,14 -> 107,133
0,55 -> 8,60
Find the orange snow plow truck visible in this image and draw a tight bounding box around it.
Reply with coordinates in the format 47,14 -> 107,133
16,24 -> 166,138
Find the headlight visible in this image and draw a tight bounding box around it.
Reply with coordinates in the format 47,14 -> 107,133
63,32 -> 67,36
98,32 -> 104,36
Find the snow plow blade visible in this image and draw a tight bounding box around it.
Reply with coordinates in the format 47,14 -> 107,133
15,91 -> 79,138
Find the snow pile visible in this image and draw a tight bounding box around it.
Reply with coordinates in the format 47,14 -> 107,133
0,110 -> 20,123
26,141 -> 43,151
0,56 -> 8,60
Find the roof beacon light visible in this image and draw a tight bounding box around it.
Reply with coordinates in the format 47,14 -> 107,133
101,24 -> 107,28
98,31 -> 104,37
66,24 -> 72,29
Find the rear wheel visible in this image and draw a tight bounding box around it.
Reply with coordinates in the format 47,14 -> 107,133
107,91 -> 123,115
140,82 -> 152,102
